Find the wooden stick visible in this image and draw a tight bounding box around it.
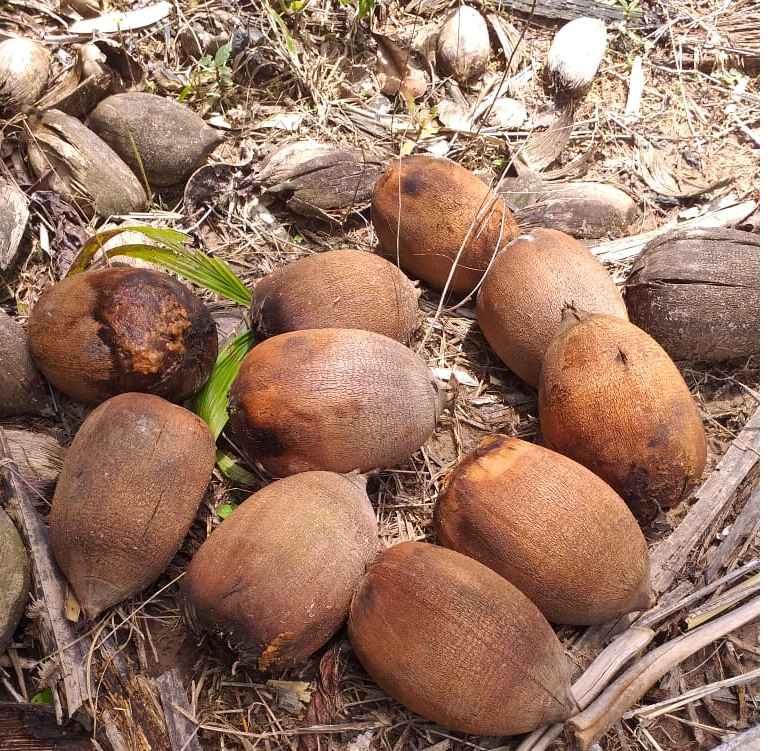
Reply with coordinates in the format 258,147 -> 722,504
705,482 -> 760,580
157,668 -> 202,751
564,596 -> 759,751
707,724 -> 760,751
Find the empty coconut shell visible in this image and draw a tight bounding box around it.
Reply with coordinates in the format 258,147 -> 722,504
476,228 -> 627,386
0,37 -> 51,112
259,139 -> 383,220
435,435 -> 654,625
348,541 -> 578,736
24,109 -> 147,218
250,248 -> 420,343
49,392 -> 216,619
371,155 -> 519,296
88,92 -> 224,187
0,309 -> 50,417
228,328 -> 445,476
27,267 -> 218,405
623,227 -> 759,362
180,471 -> 379,671
539,309 -> 707,521
515,182 -> 638,239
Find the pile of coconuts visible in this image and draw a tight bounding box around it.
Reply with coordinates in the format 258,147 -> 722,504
1,17 -> 758,748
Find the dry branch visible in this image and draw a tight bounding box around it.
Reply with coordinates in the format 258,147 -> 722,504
564,596 -> 760,751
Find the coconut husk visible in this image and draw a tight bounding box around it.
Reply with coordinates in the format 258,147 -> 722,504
0,309 -> 50,417
1,428 -> 65,497
0,179 -> 29,271
23,108 -> 148,218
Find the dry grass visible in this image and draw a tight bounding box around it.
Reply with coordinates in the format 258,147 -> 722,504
0,0 -> 760,749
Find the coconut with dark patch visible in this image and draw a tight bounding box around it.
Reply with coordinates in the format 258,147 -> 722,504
88,92 -> 224,187
435,435 -> 654,624
623,227 -> 759,362
180,471 -> 378,671
476,228 -> 627,386
27,267 -> 218,405
348,541 -> 578,736
370,155 -> 519,297
228,328 -> 445,477
250,248 -> 420,343
49,392 -> 215,619
538,309 -> 707,521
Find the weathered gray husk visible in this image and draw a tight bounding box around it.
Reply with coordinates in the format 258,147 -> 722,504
0,309 -> 50,417
516,181 -> 638,239
624,228 -> 759,362
24,109 -> 147,218
0,179 -> 29,271
88,92 -> 224,187
0,506 -> 30,653
259,139 -> 383,220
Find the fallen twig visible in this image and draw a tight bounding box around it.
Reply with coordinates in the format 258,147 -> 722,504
563,596 -> 759,751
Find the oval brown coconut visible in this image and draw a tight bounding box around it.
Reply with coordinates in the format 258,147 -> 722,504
348,541 -> 578,736
88,92 -> 224,187
228,328 -> 445,477
250,248 -> 420,343
27,267 -> 218,405
180,471 -> 379,671
49,392 -> 215,619
539,310 -> 707,521
476,228 -> 627,387
623,227 -> 759,362
370,155 -> 519,297
434,435 -> 654,624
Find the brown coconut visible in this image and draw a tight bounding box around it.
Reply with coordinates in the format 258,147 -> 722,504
0,38 -> 51,112
49,392 -> 215,619
180,471 -> 379,671
348,541 -> 578,736
370,155 -> 519,297
27,267 -> 218,405
539,309 -> 707,521
88,92 -> 224,187
250,248 -> 420,343
228,328 -> 445,477
476,228 -> 627,386
434,435 -> 654,624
